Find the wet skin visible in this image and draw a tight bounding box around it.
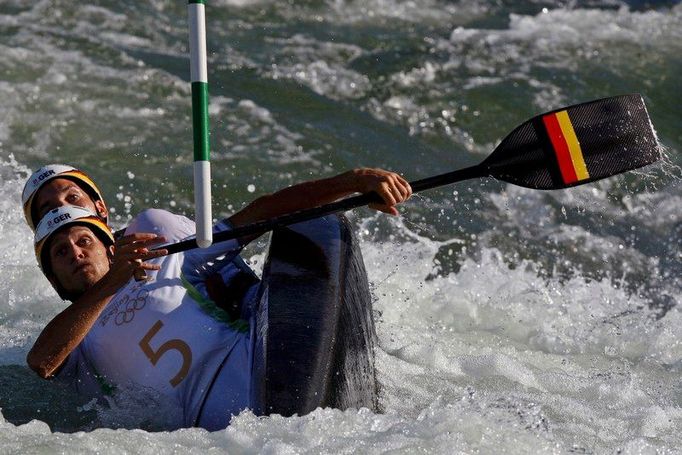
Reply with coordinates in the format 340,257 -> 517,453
47,226 -> 113,296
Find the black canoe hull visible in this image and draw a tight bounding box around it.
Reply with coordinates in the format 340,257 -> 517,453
253,214 -> 379,416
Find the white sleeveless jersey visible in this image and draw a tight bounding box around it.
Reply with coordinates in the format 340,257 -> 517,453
56,209 -> 256,428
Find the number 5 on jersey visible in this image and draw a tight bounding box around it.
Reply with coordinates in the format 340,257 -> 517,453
139,320 -> 193,387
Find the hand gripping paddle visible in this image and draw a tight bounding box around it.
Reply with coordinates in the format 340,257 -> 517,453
161,94 -> 661,255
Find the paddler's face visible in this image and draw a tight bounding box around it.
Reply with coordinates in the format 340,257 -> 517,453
33,178 -> 107,223
48,225 -> 112,296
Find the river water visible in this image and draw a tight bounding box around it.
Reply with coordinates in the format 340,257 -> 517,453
0,0 -> 681,453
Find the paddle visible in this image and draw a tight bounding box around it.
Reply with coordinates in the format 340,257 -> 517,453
160,93 -> 660,255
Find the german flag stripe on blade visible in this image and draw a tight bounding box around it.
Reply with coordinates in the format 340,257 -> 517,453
542,110 -> 590,184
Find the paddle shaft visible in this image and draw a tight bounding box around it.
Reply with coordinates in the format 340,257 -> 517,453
162,164 -> 489,255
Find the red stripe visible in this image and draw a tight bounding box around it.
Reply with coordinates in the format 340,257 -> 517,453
542,113 -> 578,184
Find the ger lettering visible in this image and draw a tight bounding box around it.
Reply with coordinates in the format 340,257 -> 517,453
34,169 -> 56,185
53,213 -> 72,224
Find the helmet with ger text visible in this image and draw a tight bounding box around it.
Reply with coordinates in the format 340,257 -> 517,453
34,205 -> 114,275
22,164 -> 107,230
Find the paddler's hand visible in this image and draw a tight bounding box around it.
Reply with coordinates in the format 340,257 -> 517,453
105,233 -> 168,286
345,168 -> 412,215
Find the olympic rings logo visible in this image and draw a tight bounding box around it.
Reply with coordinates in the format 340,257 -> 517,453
114,289 -> 149,326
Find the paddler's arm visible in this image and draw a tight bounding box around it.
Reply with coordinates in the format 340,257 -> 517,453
228,168 -> 412,237
27,272 -> 123,378
26,234 -> 167,379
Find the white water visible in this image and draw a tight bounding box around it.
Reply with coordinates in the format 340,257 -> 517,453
2,158 -> 681,452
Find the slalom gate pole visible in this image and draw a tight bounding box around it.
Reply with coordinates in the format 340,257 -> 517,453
188,0 -> 212,248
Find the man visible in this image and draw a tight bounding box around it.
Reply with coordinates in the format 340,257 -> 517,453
24,165 -> 412,430
31,205 -> 252,429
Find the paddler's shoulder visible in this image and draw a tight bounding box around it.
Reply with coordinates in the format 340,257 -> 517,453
124,208 -> 195,241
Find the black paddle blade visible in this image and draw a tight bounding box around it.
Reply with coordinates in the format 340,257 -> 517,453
483,94 -> 661,189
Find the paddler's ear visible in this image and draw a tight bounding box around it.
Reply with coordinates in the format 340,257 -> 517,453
94,199 -> 108,219
107,244 -> 115,263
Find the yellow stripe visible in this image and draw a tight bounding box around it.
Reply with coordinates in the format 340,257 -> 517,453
555,110 -> 590,181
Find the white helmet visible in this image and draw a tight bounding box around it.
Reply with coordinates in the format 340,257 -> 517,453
22,164 -> 107,230
34,205 -> 114,274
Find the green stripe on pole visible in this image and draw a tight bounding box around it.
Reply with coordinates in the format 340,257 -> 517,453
188,1 -> 206,4
191,81 -> 209,161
